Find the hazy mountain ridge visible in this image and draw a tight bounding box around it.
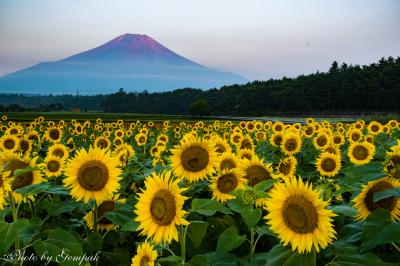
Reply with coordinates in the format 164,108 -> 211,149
0,34 -> 248,94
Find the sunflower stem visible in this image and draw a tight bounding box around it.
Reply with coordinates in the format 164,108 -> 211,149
250,226 -> 255,261
392,242 -> 400,254
180,224 -> 188,265
9,192 -> 20,254
93,202 -> 98,233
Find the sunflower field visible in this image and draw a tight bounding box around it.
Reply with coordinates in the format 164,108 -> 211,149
0,115 -> 400,266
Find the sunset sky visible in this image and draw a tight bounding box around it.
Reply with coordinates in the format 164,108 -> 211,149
0,0 -> 399,80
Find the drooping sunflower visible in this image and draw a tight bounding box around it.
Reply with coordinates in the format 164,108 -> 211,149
64,146 -> 122,204
281,133 -> 302,155
48,143 -> 69,161
45,126 -> 63,143
0,168 -> 11,209
0,134 -> 19,152
348,141 -> 375,165
240,156 -> 275,186
316,152 -> 341,177
84,195 -> 125,231
353,177 -> 400,221
131,242 -> 158,266
42,155 -> 64,177
385,149 -> 400,180
170,138 -> 217,182
264,177 -> 336,254
210,168 -> 246,203
277,156 -> 297,180
135,171 -> 189,244
212,135 -> 231,154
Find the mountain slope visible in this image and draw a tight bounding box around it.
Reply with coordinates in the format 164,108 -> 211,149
0,34 -> 248,94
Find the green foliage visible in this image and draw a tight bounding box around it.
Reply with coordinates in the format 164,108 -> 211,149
188,99 -> 212,116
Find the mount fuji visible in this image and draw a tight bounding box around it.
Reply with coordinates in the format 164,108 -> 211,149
0,34 -> 248,95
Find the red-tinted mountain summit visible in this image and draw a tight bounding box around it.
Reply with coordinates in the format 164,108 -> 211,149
0,34 -> 248,94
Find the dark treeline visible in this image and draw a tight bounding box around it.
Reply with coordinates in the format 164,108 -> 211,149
1,57 -> 399,115
0,103 -> 64,112
101,57 -> 400,115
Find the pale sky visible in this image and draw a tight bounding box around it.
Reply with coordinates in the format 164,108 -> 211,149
0,0 -> 399,80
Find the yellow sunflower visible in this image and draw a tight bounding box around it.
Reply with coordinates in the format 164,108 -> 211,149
42,155 -> 64,177
316,152 -> 341,177
230,132 -> 243,146
170,138 -> 217,182
64,146 -> 121,204
45,126 -> 63,143
0,134 -> 19,152
264,177 -> 336,254
367,121 -> 383,136
18,137 -> 32,153
135,133 -> 148,146
212,135 -> 231,154
210,169 -> 246,203
277,156 -> 297,180
332,134 -> 344,146
237,149 -> 255,161
347,141 -> 375,165
94,136 -> 111,150
131,242 -> 158,266
353,177 -> 400,221
134,171 -> 189,244
240,156 -> 275,186
348,128 -> 363,143
281,133 -> 302,155
313,132 -> 330,150
385,150 -> 400,180
217,152 -> 240,171
0,152 -> 46,203
48,144 -> 69,161
239,135 -> 254,151
270,132 -> 284,147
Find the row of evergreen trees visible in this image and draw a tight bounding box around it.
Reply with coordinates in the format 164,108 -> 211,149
100,57 -> 400,115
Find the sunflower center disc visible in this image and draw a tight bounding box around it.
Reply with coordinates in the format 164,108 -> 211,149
305,127 -> 313,135
240,139 -> 252,150
371,125 -> 379,132
274,136 -> 283,146
215,144 -> 226,153
140,256 -> 150,266
285,139 -> 297,152
10,129 -> 18,135
333,137 -> 341,144
365,181 -> 398,212
53,148 -> 65,158
353,145 -> 369,160
233,135 -> 241,144
217,173 -> 238,193
20,140 -> 29,151
49,129 -> 60,140
317,136 -> 327,147
283,195 -> 318,234
98,139 -> 108,149
245,165 -> 272,186
150,189 -> 176,225
352,133 -> 360,141
78,160 -> 109,191
0,176 -> 3,187
48,160 -> 60,172
4,139 -> 15,149
181,146 -> 209,172
279,161 -> 291,176
220,158 -> 236,170
322,158 -> 336,172
98,200 -> 115,224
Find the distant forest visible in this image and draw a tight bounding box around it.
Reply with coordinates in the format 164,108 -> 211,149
1,57 -> 399,115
